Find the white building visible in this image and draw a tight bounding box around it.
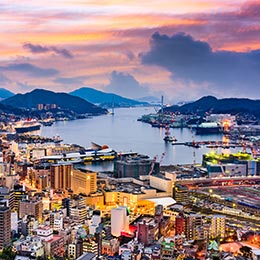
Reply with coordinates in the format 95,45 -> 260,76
36,225 -> 53,242
111,206 -> 129,237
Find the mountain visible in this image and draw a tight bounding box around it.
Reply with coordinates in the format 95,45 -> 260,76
70,87 -> 148,107
0,88 -> 14,100
1,89 -> 107,115
164,96 -> 260,117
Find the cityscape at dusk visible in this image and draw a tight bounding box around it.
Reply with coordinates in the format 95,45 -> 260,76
0,1 -> 260,260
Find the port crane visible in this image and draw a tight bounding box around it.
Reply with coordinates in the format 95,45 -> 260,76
148,152 -> 165,175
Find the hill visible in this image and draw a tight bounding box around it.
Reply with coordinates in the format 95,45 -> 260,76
70,87 -> 148,107
0,88 -> 14,100
1,89 -> 107,115
164,96 -> 260,117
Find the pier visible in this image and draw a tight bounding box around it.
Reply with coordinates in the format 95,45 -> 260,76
172,140 -> 244,149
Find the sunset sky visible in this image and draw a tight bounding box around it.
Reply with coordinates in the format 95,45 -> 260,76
1,0 -> 260,102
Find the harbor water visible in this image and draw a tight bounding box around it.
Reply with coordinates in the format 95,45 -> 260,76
40,107 -> 239,171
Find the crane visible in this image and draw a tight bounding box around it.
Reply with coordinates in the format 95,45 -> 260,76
149,152 -> 166,175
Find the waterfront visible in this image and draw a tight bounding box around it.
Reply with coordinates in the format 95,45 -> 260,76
40,107 -> 239,170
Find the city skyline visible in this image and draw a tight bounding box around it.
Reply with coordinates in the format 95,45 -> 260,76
1,0 -> 260,102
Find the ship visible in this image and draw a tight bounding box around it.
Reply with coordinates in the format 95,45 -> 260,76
37,146 -> 117,164
39,118 -> 55,126
14,119 -> 41,133
163,125 -> 177,143
194,122 -> 222,135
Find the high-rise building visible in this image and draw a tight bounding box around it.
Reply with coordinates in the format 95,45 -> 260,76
0,186 -> 14,210
0,205 -> 11,250
185,214 -> 203,240
210,215 -> 226,239
12,184 -> 26,213
111,206 -> 130,237
50,163 -> 72,190
71,169 -> 97,195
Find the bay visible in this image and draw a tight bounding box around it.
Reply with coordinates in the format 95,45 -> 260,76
40,107 -> 239,171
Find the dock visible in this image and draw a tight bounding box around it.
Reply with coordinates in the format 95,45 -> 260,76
172,140 -> 244,149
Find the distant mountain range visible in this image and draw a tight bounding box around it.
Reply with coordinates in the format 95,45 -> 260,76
0,88 -> 14,100
1,87 -> 260,119
164,96 -> 260,117
1,89 -> 107,115
70,87 -> 148,107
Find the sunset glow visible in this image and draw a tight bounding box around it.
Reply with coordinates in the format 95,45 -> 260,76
1,0 -> 259,100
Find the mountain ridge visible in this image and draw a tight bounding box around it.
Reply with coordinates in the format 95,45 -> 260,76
0,88 -> 15,99
1,89 -> 107,115
70,87 -> 148,107
164,96 -> 260,117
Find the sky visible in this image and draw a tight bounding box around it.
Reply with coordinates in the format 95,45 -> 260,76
0,0 -> 260,102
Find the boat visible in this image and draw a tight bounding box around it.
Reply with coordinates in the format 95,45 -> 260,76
194,122 -> 222,135
164,136 -> 177,143
14,119 -> 41,133
37,153 -> 83,164
163,125 -> 177,143
39,118 -> 55,126
53,135 -> 63,143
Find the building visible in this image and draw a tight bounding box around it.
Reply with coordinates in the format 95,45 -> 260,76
175,214 -> 185,235
0,186 -> 14,209
160,240 -> 175,260
154,204 -> 171,237
49,210 -> 64,231
50,163 -> 72,190
111,206 -> 130,237
114,154 -> 159,178
70,206 -> 87,225
102,238 -> 120,256
13,236 -> 44,258
69,196 -> 87,224
19,197 -> 43,222
137,217 -> 159,246
210,215 -> 226,239
67,241 -> 83,260
173,184 -> 189,205
28,168 -> 49,190
12,184 -> 27,213
71,169 -> 97,195
150,175 -> 173,196
36,226 -> 64,258
20,215 -> 38,237
82,238 -> 98,256
185,214 -> 203,240
0,205 -> 11,250
44,235 -> 65,258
